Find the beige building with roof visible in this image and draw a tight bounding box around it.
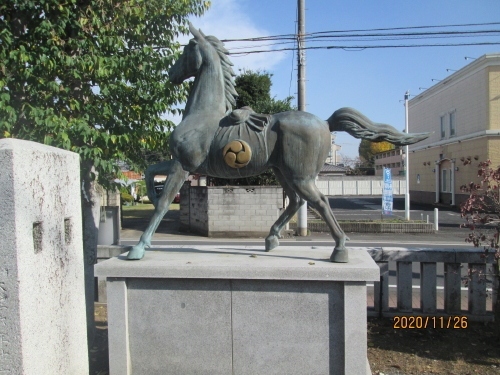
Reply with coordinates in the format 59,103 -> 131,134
407,53 -> 500,206
374,148 -> 405,177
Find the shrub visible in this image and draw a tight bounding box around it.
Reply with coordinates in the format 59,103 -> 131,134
121,192 -> 134,203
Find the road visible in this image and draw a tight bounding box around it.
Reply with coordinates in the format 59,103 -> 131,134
121,195 -> 471,249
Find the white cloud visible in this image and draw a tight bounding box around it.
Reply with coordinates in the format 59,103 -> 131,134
188,0 -> 286,73
164,0 -> 288,124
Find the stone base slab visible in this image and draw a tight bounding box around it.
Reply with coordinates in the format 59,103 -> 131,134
95,246 -> 378,375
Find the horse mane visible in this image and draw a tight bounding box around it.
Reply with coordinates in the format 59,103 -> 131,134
204,35 -> 237,114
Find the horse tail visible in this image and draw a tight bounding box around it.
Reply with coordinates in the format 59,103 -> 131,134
327,107 -> 429,146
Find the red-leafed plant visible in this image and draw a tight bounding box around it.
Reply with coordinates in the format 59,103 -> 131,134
460,159 -> 500,333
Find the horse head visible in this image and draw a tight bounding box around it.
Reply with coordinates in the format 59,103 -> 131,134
168,23 -> 237,114
169,23 -> 207,85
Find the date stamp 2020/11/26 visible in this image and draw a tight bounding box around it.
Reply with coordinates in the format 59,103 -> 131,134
393,316 -> 468,329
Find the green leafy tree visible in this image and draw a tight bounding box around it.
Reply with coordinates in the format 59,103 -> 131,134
460,159 -> 500,334
0,0 -> 209,343
235,70 -> 295,114
209,70 -> 295,186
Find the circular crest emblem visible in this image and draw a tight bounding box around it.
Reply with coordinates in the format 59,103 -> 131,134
223,140 -> 252,168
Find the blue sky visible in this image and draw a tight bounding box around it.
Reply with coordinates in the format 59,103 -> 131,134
185,0 -> 500,159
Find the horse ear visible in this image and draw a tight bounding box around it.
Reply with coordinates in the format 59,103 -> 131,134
199,28 -> 206,37
188,22 -> 204,40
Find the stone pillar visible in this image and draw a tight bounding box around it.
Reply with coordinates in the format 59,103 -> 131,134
0,139 -> 88,374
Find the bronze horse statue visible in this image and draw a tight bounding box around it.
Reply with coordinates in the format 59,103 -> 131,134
127,23 -> 428,262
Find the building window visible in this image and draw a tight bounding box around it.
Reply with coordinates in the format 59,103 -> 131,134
440,115 -> 446,139
449,111 -> 456,137
441,169 -> 448,192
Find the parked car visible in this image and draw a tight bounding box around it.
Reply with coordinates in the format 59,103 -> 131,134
154,183 -> 180,203
154,182 -> 164,195
173,192 -> 180,203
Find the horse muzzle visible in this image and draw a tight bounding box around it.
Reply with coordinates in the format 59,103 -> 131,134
168,69 -> 183,85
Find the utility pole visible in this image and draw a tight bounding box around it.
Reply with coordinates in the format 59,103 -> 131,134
297,0 -> 308,236
404,91 -> 410,221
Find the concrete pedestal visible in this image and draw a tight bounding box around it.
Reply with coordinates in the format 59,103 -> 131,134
95,246 -> 378,375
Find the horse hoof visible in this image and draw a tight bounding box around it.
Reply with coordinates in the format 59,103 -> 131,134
127,244 -> 145,260
265,235 -> 280,252
330,248 -> 348,263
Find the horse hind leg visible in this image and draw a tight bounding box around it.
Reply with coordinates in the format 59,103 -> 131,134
144,160 -> 172,208
127,159 -> 188,260
265,167 -> 304,251
289,179 -> 350,263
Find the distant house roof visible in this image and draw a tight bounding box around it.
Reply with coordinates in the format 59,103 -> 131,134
122,171 -> 142,180
319,163 -> 348,175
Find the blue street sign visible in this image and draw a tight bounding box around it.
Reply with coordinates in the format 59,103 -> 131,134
382,167 -> 393,215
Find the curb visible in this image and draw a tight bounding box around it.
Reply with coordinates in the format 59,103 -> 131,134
290,222 -> 435,234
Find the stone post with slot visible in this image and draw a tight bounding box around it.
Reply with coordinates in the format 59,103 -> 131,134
0,139 -> 88,374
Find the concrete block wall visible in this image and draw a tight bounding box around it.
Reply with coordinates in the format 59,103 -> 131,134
208,187 -> 283,236
179,182 -> 191,231
106,190 -> 120,207
180,186 -> 283,237
190,186 -> 209,235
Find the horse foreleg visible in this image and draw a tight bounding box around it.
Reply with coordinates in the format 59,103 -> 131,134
287,179 -> 350,263
127,160 -> 188,260
265,167 -> 304,251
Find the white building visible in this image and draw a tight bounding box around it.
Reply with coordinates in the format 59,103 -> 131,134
327,133 -> 342,165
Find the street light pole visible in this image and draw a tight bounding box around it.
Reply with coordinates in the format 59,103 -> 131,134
404,91 -> 410,221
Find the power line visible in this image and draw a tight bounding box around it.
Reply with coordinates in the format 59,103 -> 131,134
165,21 -> 500,56
307,21 -> 500,36
218,21 -> 500,56
220,21 -> 500,43
223,28 -> 500,45
229,41 -> 500,56
305,29 -> 500,40
226,31 -> 500,51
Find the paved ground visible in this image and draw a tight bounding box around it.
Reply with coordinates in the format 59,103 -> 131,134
121,195 -> 466,242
